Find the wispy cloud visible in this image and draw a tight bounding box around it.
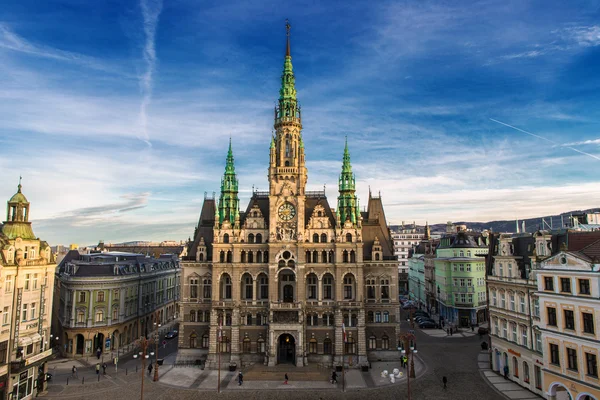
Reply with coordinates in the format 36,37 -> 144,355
0,23 -> 131,76
559,25 -> 600,47
559,138 -> 600,147
138,0 -> 163,147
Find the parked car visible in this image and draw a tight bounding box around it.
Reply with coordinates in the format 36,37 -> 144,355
402,302 -> 417,310
165,330 -> 178,339
414,311 -> 429,317
418,320 -> 438,329
415,317 -> 436,324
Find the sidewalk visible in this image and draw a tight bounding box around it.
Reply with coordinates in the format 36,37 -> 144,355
478,351 -> 542,400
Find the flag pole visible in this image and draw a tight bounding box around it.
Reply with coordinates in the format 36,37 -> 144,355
217,322 -> 221,393
342,323 -> 345,392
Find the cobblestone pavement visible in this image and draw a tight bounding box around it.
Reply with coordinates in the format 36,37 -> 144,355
42,312 -> 505,400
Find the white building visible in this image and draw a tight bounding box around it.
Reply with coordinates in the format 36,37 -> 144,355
392,223 -> 424,274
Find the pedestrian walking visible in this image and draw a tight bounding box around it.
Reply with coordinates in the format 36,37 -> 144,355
72,366 -> 78,379
148,363 -> 153,376
96,348 -> 101,359
284,373 -> 288,384
102,363 -> 107,375
95,363 -> 100,375
238,371 -> 243,386
442,376 -> 447,389
471,325 -> 475,332
403,355 -> 408,368
450,327 -> 453,336
331,371 -> 338,384
503,365 -> 509,380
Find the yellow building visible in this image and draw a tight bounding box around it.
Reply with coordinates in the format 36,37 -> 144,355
0,181 -> 56,399
535,231 -> 600,400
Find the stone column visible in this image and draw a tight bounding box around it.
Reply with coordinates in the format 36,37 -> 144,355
230,306 -> 241,363
335,309 -> 343,365
318,277 -> 323,301
70,290 -> 76,325
357,309 -> 367,364
252,279 -> 257,302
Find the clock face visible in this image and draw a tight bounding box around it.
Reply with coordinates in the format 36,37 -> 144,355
278,202 -> 296,221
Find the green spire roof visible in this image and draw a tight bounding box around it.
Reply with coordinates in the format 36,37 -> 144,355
337,138 -> 359,225
9,177 -> 28,204
218,140 -> 239,225
276,20 -> 300,124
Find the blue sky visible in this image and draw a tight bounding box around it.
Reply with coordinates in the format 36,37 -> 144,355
1,0 -> 600,246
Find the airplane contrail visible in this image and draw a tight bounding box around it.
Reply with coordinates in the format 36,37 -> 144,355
489,118 -> 600,161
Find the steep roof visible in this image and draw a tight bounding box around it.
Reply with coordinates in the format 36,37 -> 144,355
304,196 -> 335,228
362,196 -> 394,259
187,198 -> 216,260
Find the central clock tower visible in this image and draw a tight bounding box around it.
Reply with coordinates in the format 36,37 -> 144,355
268,21 -> 307,241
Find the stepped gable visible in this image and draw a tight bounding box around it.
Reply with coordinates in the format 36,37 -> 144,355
361,195 -> 394,259
304,195 -> 335,228
188,197 -> 216,259
240,193 -> 270,227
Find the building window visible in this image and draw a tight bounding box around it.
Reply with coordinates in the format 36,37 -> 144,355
79,292 -> 86,303
492,291 -> 497,306
246,314 -> 252,325
202,334 -> 209,349
259,276 -> 268,299
375,312 -> 381,323
307,275 -> 317,299
33,274 -> 38,290
95,310 -> 104,322
579,279 -> 590,295
190,333 -> 197,348
225,313 -> 232,326
323,313 -> 334,326
567,348 -> 578,371
77,311 -> 85,323
501,292 -> 506,308
2,307 -> 8,325
190,278 -> 198,299
521,325 -> 528,346
345,337 -> 356,354
550,343 -> 560,366
535,332 -> 542,352
257,338 -> 265,353
244,276 -> 253,299
502,320 -> 507,338
583,313 -> 595,334
323,338 -> 332,354
5,276 -> 12,293
368,335 -> 377,350
509,293 -> 515,311
113,308 -> 118,320
24,274 -> 30,290
0,341 -> 7,365
533,298 -> 540,317
381,279 -> 390,299
243,338 -> 251,353
513,356 -> 519,377
523,362 -> 530,383
323,276 -> 333,299
97,291 -> 105,302
21,304 -> 27,322
544,277 -> 554,291
382,335 -> 390,350
564,310 -> 575,330
30,303 -> 36,320
366,280 -> 376,299
519,296 -> 525,313
383,311 -> 389,323
586,353 -> 598,377
560,278 -> 571,293
534,365 -> 542,389
203,279 -> 212,299
309,338 -> 317,354
511,323 -> 517,342
547,307 -> 557,326
343,276 -> 354,300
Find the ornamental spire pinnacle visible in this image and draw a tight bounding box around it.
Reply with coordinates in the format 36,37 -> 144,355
337,138 -> 359,226
218,140 -> 239,225
286,19 -> 291,57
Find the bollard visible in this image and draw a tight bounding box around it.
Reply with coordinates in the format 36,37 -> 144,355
66,378 -> 69,386
82,377 -> 85,385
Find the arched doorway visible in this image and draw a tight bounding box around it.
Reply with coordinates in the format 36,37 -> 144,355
278,269 -> 296,303
94,333 -> 105,353
547,382 -> 572,400
278,334 -> 296,365
76,334 -> 84,355
111,330 -> 119,350
283,285 -> 294,302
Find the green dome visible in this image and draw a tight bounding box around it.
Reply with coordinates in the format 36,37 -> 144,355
9,184 -> 28,204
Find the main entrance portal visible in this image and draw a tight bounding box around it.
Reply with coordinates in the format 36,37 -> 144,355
278,334 -> 296,365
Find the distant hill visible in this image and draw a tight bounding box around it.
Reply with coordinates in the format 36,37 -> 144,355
391,208 -> 600,234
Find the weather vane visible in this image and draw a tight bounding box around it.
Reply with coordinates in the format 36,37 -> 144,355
286,19 -> 290,36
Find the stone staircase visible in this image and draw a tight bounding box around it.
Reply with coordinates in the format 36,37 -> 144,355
242,364 -> 330,382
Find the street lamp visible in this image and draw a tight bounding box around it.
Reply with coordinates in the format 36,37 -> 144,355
133,336 -> 154,400
399,332 -> 418,400
152,311 -> 161,382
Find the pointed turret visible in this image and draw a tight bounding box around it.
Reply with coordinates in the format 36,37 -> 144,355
424,221 -> 431,240
275,19 -> 300,125
337,137 -> 360,226
218,140 -> 240,226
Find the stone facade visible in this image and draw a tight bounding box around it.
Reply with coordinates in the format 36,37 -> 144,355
0,181 -> 56,399
179,24 -> 400,369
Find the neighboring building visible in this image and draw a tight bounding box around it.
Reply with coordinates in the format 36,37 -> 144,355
96,240 -> 188,259
487,232 -> 545,397
54,251 -> 181,358
534,230 -> 600,400
407,247 -> 425,308
435,230 -> 489,327
0,181 -> 56,399
179,24 -> 400,369
392,223 -> 424,294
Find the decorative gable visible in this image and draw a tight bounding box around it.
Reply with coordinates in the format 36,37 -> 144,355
306,205 -> 331,229
540,252 -> 592,271
244,205 -> 266,229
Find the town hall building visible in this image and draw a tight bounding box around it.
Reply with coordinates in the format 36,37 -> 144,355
179,23 -> 400,369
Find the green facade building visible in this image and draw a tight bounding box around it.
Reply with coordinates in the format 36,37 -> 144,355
434,230 -> 489,327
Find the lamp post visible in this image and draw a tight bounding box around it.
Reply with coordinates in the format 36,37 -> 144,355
133,336 -> 154,400
152,311 -> 161,382
399,332 -> 418,400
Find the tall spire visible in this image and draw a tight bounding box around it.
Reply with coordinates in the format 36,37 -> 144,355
276,19 -> 298,124
337,138 -> 360,226
218,140 -> 239,225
